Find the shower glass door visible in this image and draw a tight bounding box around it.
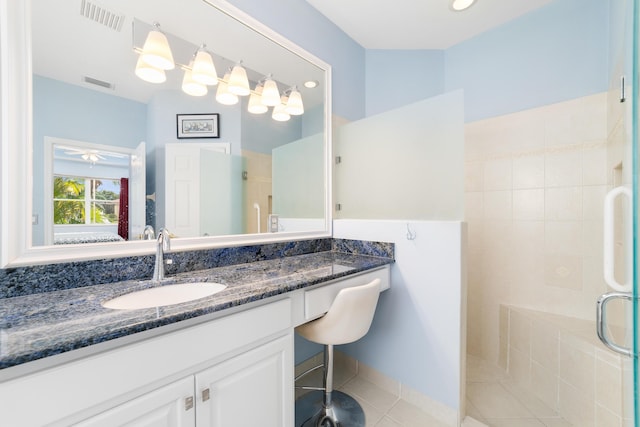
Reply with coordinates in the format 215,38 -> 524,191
598,0 -> 638,425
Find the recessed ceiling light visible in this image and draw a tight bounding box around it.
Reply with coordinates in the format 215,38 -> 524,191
304,80 -> 318,89
450,0 -> 476,11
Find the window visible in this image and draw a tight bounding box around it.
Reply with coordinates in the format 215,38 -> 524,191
53,175 -> 121,225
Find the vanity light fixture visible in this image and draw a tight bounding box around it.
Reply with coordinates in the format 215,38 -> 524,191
216,70 -> 239,105
191,46 -> 218,86
135,55 -> 166,83
272,97 -> 291,122
248,83 -> 268,114
181,61 -> 208,96
139,23 -> 175,70
284,87 -> 304,115
261,75 -> 281,106
450,0 -> 476,11
227,62 -> 251,96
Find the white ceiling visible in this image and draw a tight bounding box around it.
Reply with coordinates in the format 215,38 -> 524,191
305,0 -> 554,49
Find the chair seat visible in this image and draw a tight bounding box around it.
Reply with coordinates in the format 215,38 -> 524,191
295,278 -> 381,346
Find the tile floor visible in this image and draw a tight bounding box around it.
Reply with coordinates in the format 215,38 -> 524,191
296,353 -> 575,426
295,353 -> 450,427
466,354 -> 573,427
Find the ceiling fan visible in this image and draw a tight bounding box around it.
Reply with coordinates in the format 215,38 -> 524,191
59,146 -> 128,165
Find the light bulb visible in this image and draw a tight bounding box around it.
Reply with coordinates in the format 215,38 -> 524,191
135,55 -> 166,83
216,71 -> 239,105
284,88 -> 304,115
450,0 -> 476,11
272,100 -> 290,122
248,84 -> 268,114
182,62 -> 208,97
261,77 -> 280,106
140,28 -> 174,70
228,63 -> 250,96
191,49 -> 218,86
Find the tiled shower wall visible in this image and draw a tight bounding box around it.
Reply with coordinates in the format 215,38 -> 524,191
501,305 -> 633,427
464,92 -> 617,364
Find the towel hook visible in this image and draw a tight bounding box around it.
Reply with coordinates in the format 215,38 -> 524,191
406,223 -> 417,241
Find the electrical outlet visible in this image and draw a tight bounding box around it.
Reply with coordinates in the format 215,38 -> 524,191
268,214 -> 279,232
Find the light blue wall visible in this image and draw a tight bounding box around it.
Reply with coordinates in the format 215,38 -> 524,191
365,50 -> 445,117
32,76 -> 147,245
225,0 -> 366,121
147,90 -> 242,229
363,0 -> 610,122
445,0 -> 609,122
240,97 -> 303,155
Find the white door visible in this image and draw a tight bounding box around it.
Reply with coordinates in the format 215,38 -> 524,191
195,335 -> 293,427
73,377 -> 195,427
128,141 -> 146,240
165,143 -> 230,238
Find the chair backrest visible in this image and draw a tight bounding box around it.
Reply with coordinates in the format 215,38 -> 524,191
310,278 -> 381,345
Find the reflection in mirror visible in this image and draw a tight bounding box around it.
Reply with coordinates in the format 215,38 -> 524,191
30,0 -> 328,248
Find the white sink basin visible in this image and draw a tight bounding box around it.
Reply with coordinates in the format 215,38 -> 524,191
102,282 -> 227,310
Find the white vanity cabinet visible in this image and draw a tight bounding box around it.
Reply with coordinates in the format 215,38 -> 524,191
195,336 -> 291,426
0,299 -> 294,427
74,336 -> 291,427
74,376 -> 196,427
0,265 -> 391,427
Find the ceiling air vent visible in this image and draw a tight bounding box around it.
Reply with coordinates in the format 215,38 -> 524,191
79,0 -> 125,32
83,76 -> 114,90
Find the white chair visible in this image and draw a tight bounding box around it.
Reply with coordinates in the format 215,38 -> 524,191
295,278 -> 381,427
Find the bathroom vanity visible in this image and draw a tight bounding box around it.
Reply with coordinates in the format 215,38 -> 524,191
0,252 -> 391,426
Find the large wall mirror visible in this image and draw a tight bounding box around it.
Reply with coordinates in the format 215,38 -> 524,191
1,0 -> 332,267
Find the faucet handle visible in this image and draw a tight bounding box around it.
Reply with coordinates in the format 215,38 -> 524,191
159,228 -> 171,251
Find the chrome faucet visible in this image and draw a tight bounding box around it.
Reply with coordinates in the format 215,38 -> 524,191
142,225 -> 155,240
152,228 -> 171,282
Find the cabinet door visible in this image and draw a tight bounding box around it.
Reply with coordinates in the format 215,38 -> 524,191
73,377 -> 195,427
195,335 -> 293,427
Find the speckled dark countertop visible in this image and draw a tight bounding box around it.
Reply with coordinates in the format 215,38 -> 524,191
0,251 -> 393,370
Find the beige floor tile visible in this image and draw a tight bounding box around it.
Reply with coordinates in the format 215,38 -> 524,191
340,376 -> 399,414
466,399 -> 488,424
501,380 -> 559,418
348,392 -> 386,427
539,418 -> 573,427
467,382 -> 535,419
485,419 -> 546,427
386,400 -> 450,427
467,354 -> 509,383
374,415 -> 403,427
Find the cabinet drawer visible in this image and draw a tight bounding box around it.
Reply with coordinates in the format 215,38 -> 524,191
304,266 -> 390,321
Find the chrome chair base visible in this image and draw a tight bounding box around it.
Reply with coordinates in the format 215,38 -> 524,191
295,390 -> 365,427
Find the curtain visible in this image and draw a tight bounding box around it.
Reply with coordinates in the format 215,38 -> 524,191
118,177 -> 129,240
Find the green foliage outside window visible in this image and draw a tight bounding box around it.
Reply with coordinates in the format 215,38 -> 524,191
53,176 -> 120,225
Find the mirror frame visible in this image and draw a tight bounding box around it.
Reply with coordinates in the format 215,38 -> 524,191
0,0 -> 332,267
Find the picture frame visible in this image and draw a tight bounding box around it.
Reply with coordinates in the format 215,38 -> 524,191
177,113 -> 220,139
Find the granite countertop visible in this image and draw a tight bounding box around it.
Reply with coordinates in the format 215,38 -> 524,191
0,251 -> 392,370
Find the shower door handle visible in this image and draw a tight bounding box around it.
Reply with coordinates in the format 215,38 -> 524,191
603,186 -> 631,292
596,292 -> 634,357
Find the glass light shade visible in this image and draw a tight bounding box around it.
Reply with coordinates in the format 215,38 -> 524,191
261,78 -> 280,106
140,29 -> 174,70
248,84 -> 268,114
182,65 -> 208,97
216,72 -> 239,105
272,102 -> 290,122
228,64 -> 250,96
191,50 -> 218,86
135,56 -> 166,83
450,0 -> 475,11
284,88 -> 304,115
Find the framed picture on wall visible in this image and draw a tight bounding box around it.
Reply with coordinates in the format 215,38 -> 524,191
177,113 -> 220,139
